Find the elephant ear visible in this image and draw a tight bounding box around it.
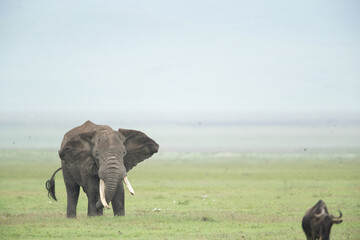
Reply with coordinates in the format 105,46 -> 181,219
118,128 -> 159,172
59,121 -> 98,162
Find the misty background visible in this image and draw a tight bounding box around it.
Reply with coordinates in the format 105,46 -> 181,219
1,1 -> 359,152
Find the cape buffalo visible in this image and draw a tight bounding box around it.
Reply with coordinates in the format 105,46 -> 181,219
302,200 -> 343,240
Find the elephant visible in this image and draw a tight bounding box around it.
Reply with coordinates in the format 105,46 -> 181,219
46,120 -> 159,218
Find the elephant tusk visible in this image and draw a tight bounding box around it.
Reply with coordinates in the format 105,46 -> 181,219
99,179 -> 111,209
123,176 -> 135,195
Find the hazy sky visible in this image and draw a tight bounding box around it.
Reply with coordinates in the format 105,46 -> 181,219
1,0 -> 359,114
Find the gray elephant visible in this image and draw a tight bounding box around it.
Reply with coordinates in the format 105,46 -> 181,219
46,120 -> 159,218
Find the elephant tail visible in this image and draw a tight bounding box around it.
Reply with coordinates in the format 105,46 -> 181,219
46,167 -> 62,201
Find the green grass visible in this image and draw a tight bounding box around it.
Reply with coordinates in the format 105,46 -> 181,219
0,150 -> 359,239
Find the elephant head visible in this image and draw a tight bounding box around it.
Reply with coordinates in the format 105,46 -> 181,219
59,121 -> 159,209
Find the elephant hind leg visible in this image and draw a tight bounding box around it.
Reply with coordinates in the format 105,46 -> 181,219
62,165 -> 80,218
66,184 -> 80,218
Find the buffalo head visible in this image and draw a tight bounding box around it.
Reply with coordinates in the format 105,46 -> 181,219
302,200 -> 343,240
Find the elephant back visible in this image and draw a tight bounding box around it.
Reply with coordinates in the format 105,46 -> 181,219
59,120 -> 111,162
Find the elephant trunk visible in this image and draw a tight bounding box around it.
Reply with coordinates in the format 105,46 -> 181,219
104,167 -> 122,205
98,156 -> 134,209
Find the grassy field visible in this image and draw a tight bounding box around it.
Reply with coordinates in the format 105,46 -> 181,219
0,149 -> 359,239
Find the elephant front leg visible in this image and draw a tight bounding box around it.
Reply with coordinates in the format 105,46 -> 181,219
88,198 -> 103,217
111,181 -> 125,216
85,177 -> 103,217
